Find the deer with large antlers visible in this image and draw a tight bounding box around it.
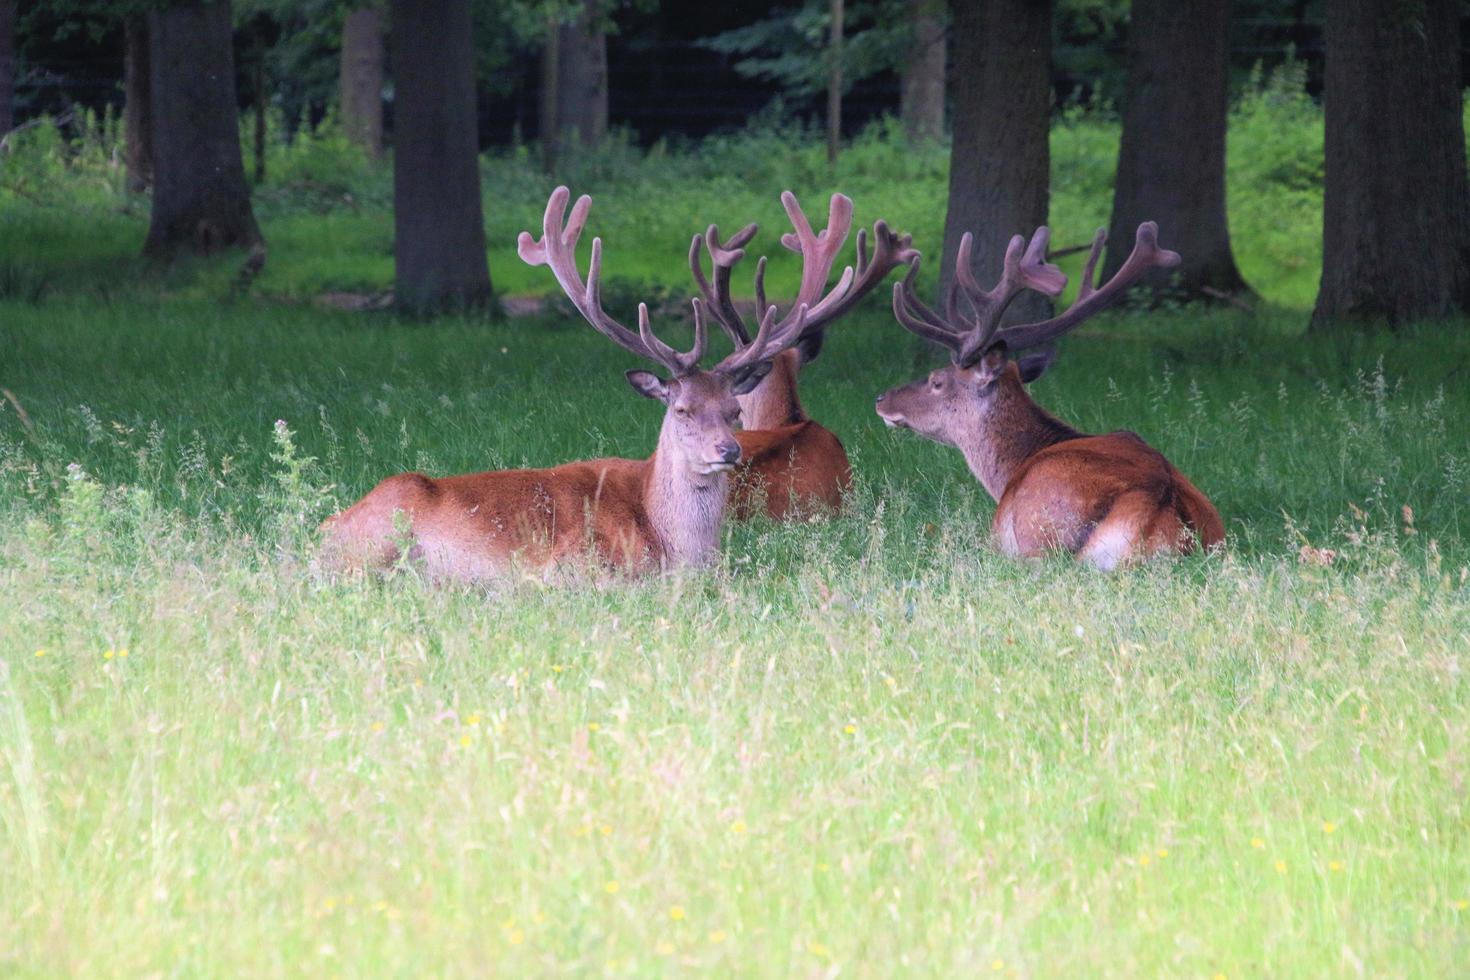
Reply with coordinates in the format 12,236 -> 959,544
689,192 -> 916,519
320,186 -> 827,579
876,224 -> 1224,569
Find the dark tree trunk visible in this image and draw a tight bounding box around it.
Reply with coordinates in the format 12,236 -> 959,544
554,1 -> 607,147
899,0 -> 945,143
123,17 -> 152,193
340,5 -> 384,159
143,1 -> 262,259
253,49 -> 266,183
939,0 -> 1052,321
540,14 -> 560,172
390,0 -> 491,313
1312,0 -> 1470,328
0,0 -> 15,139
1104,0 -> 1249,300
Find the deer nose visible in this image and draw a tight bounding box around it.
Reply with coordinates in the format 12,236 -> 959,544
717,440 -> 741,464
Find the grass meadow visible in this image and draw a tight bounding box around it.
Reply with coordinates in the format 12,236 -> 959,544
3,75 -> 1470,975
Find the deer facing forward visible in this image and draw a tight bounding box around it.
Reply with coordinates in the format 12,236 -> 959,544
320,187 -> 824,579
876,223 -> 1224,570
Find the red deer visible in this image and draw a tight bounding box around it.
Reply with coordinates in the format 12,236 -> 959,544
320,187 -> 827,580
687,192 -> 915,519
875,223 -> 1225,569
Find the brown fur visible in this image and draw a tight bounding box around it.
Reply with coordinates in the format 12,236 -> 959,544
729,348 -> 852,519
877,355 -> 1223,570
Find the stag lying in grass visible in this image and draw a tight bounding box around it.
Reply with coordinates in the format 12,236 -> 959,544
320,186 -> 824,580
875,224 -> 1224,570
687,192 -> 915,519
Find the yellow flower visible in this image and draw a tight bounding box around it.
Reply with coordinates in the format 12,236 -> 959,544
1213,974 -> 1228,980
1139,855 -> 1151,867
729,820 -> 747,834
371,722 -> 385,733
34,649 -> 46,658
103,649 -> 114,660
816,862 -> 830,872
1454,899 -> 1469,911
323,897 -> 337,912
807,941 -> 830,958
1322,821 -> 1336,834
669,905 -> 686,921
574,824 -> 591,838
552,664 -> 565,673
118,648 -> 128,658
1274,860 -> 1287,874
884,675 -> 896,688
655,940 -> 675,955
459,734 -> 473,747
1251,837 -> 1265,849
371,900 -> 388,912
708,929 -> 727,944
843,724 -> 857,735
588,722 -> 601,732
1328,860 -> 1344,872
466,714 -> 481,726
1156,849 -> 1169,859
604,881 -> 620,894
992,959 -> 1005,971
508,928 -> 524,945
600,824 -> 613,836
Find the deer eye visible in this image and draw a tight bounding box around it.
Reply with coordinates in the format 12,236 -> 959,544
675,406 -> 690,416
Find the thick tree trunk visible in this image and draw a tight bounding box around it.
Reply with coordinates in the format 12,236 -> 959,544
554,1 -> 607,147
253,49 -> 266,183
390,0 -> 491,313
340,5 -> 384,159
1104,0 -> 1249,300
899,0 -> 945,143
143,1 -> 262,259
939,0 -> 1051,321
0,0 -> 15,139
124,17 -> 152,193
1312,0 -> 1470,328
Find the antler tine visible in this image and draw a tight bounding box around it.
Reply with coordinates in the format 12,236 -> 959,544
891,256 -> 968,354
689,223 -> 759,346
713,302 -> 810,379
952,227 -> 1068,365
519,186 -> 703,378
991,222 -> 1181,355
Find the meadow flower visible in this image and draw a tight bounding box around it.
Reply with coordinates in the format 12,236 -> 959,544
807,941 -> 830,958
1454,899 -> 1468,911
709,930 -> 727,944
371,722 -> 385,733
669,905 -> 686,920
34,649 -> 46,658
1139,855 -> 1151,867
1156,849 -> 1169,859
1322,821 -> 1336,834
844,724 -> 857,735
655,940 -> 675,955
466,714 -> 481,726
992,959 -> 1005,971
104,649 -> 114,660
118,648 -> 128,658
508,929 -> 525,945
1274,860 -> 1287,874
459,735 -> 473,747
729,820 -> 747,834
1251,837 -> 1265,849
588,722 -> 601,732
600,824 -> 612,836
604,881 -> 620,894
1328,860 -> 1344,872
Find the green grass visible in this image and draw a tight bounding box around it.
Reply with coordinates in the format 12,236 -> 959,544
2,80 -> 1469,975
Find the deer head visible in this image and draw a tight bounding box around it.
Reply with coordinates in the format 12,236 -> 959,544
518,187 -> 825,478
875,223 -> 1180,448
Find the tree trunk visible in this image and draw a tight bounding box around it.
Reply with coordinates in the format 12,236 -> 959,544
0,0 -> 16,139
340,5 -> 384,159
939,0 -> 1052,321
390,0 -> 491,313
827,0 -> 843,168
555,1 -> 607,147
899,0 -> 945,143
253,48 -> 266,183
124,17 -> 152,193
1311,0 -> 1470,328
143,1 -> 262,259
1104,0 -> 1249,300
540,14 -> 560,171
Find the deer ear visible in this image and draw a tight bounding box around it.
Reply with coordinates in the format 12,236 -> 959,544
625,369 -> 669,402
793,329 -> 825,366
727,362 -> 773,396
1016,345 -> 1058,384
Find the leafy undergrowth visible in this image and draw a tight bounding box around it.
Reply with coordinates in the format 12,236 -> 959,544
2,294 -> 1469,975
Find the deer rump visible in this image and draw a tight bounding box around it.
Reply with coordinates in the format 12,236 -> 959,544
319,459 -> 677,579
731,420 -> 852,520
991,431 -> 1224,570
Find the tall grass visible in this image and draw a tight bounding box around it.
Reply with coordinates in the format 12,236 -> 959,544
3,67 -> 1469,977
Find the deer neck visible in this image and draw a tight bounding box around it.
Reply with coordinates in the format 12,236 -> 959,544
736,349 -> 806,430
643,430 -> 729,570
955,380 -> 1083,500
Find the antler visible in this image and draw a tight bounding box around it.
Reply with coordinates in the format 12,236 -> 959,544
689,191 -> 918,355
518,186 -> 707,377
892,222 -> 1180,366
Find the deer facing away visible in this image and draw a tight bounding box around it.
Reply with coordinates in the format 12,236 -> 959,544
875,223 -> 1224,570
687,192 -> 916,520
319,187 -> 829,580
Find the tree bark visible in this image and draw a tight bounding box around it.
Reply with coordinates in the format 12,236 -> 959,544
340,5 -> 384,159
899,0 -> 945,143
253,47 -> 266,183
554,1 -> 608,147
939,0 -> 1052,321
1103,0 -> 1249,300
143,1 -> 262,259
390,0 -> 491,313
0,0 -> 16,139
1311,0 -> 1470,328
123,17 -> 152,192
827,0 -> 843,167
